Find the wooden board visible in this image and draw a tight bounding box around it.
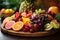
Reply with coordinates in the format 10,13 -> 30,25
1,25 -> 59,37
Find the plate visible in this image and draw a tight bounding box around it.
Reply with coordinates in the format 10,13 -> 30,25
1,25 -> 59,37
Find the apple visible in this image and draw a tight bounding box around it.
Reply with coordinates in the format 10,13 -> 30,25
48,6 -> 59,15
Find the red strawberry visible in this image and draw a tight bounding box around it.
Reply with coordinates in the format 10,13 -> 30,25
27,13 -> 32,17
21,12 -> 27,17
27,11 -> 32,17
15,12 -> 21,18
19,18 -> 22,21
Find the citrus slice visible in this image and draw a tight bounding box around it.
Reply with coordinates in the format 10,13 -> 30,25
12,21 -> 24,31
5,21 -> 15,29
2,17 -> 10,27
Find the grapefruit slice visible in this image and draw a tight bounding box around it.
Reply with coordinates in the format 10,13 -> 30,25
12,21 -> 24,31
5,21 -> 15,29
2,17 -> 10,27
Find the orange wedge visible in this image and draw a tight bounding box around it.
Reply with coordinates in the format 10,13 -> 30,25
12,21 -> 24,31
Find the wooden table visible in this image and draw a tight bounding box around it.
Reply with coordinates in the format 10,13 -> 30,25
0,21 -> 60,40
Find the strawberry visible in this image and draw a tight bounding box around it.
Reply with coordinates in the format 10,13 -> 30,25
15,12 -> 21,18
22,10 -> 32,18
21,12 -> 27,17
27,13 -> 32,17
27,11 -> 32,17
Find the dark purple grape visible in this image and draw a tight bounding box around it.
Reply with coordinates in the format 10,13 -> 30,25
35,15 -> 39,19
38,25 -> 44,31
39,23 -> 42,26
39,21 -> 43,25
38,19 -> 41,22
40,15 -> 45,21
30,13 -> 37,19
29,29 -> 34,33
33,20 -> 38,24
28,24 -> 33,29
25,26 -> 29,31
23,28 -> 28,32
30,19 -> 34,21
33,24 -> 38,28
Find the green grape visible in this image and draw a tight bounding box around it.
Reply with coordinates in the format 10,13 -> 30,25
9,15 -> 15,21
19,1 -> 33,13
35,9 -> 45,15
45,23 -> 53,31
50,22 -> 59,29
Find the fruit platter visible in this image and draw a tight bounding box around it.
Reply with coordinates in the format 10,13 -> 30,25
1,0 -> 60,37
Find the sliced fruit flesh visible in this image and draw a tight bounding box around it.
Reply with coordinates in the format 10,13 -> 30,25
2,17 -> 10,27
12,21 -> 24,31
22,17 -> 30,24
5,21 -> 15,29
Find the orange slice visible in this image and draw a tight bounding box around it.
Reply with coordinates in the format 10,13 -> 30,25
12,21 -> 24,31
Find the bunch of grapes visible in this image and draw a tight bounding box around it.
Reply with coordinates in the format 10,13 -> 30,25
30,13 -> 51,31
22,23 -> 39,33
38,15 -> 51,31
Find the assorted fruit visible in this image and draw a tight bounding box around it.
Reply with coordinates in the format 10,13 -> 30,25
1,8 -> 14,18
2,6 -> 60,33
1,9 -> 14,14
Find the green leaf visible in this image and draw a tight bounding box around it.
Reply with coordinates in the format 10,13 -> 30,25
55,13 -> 60,22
